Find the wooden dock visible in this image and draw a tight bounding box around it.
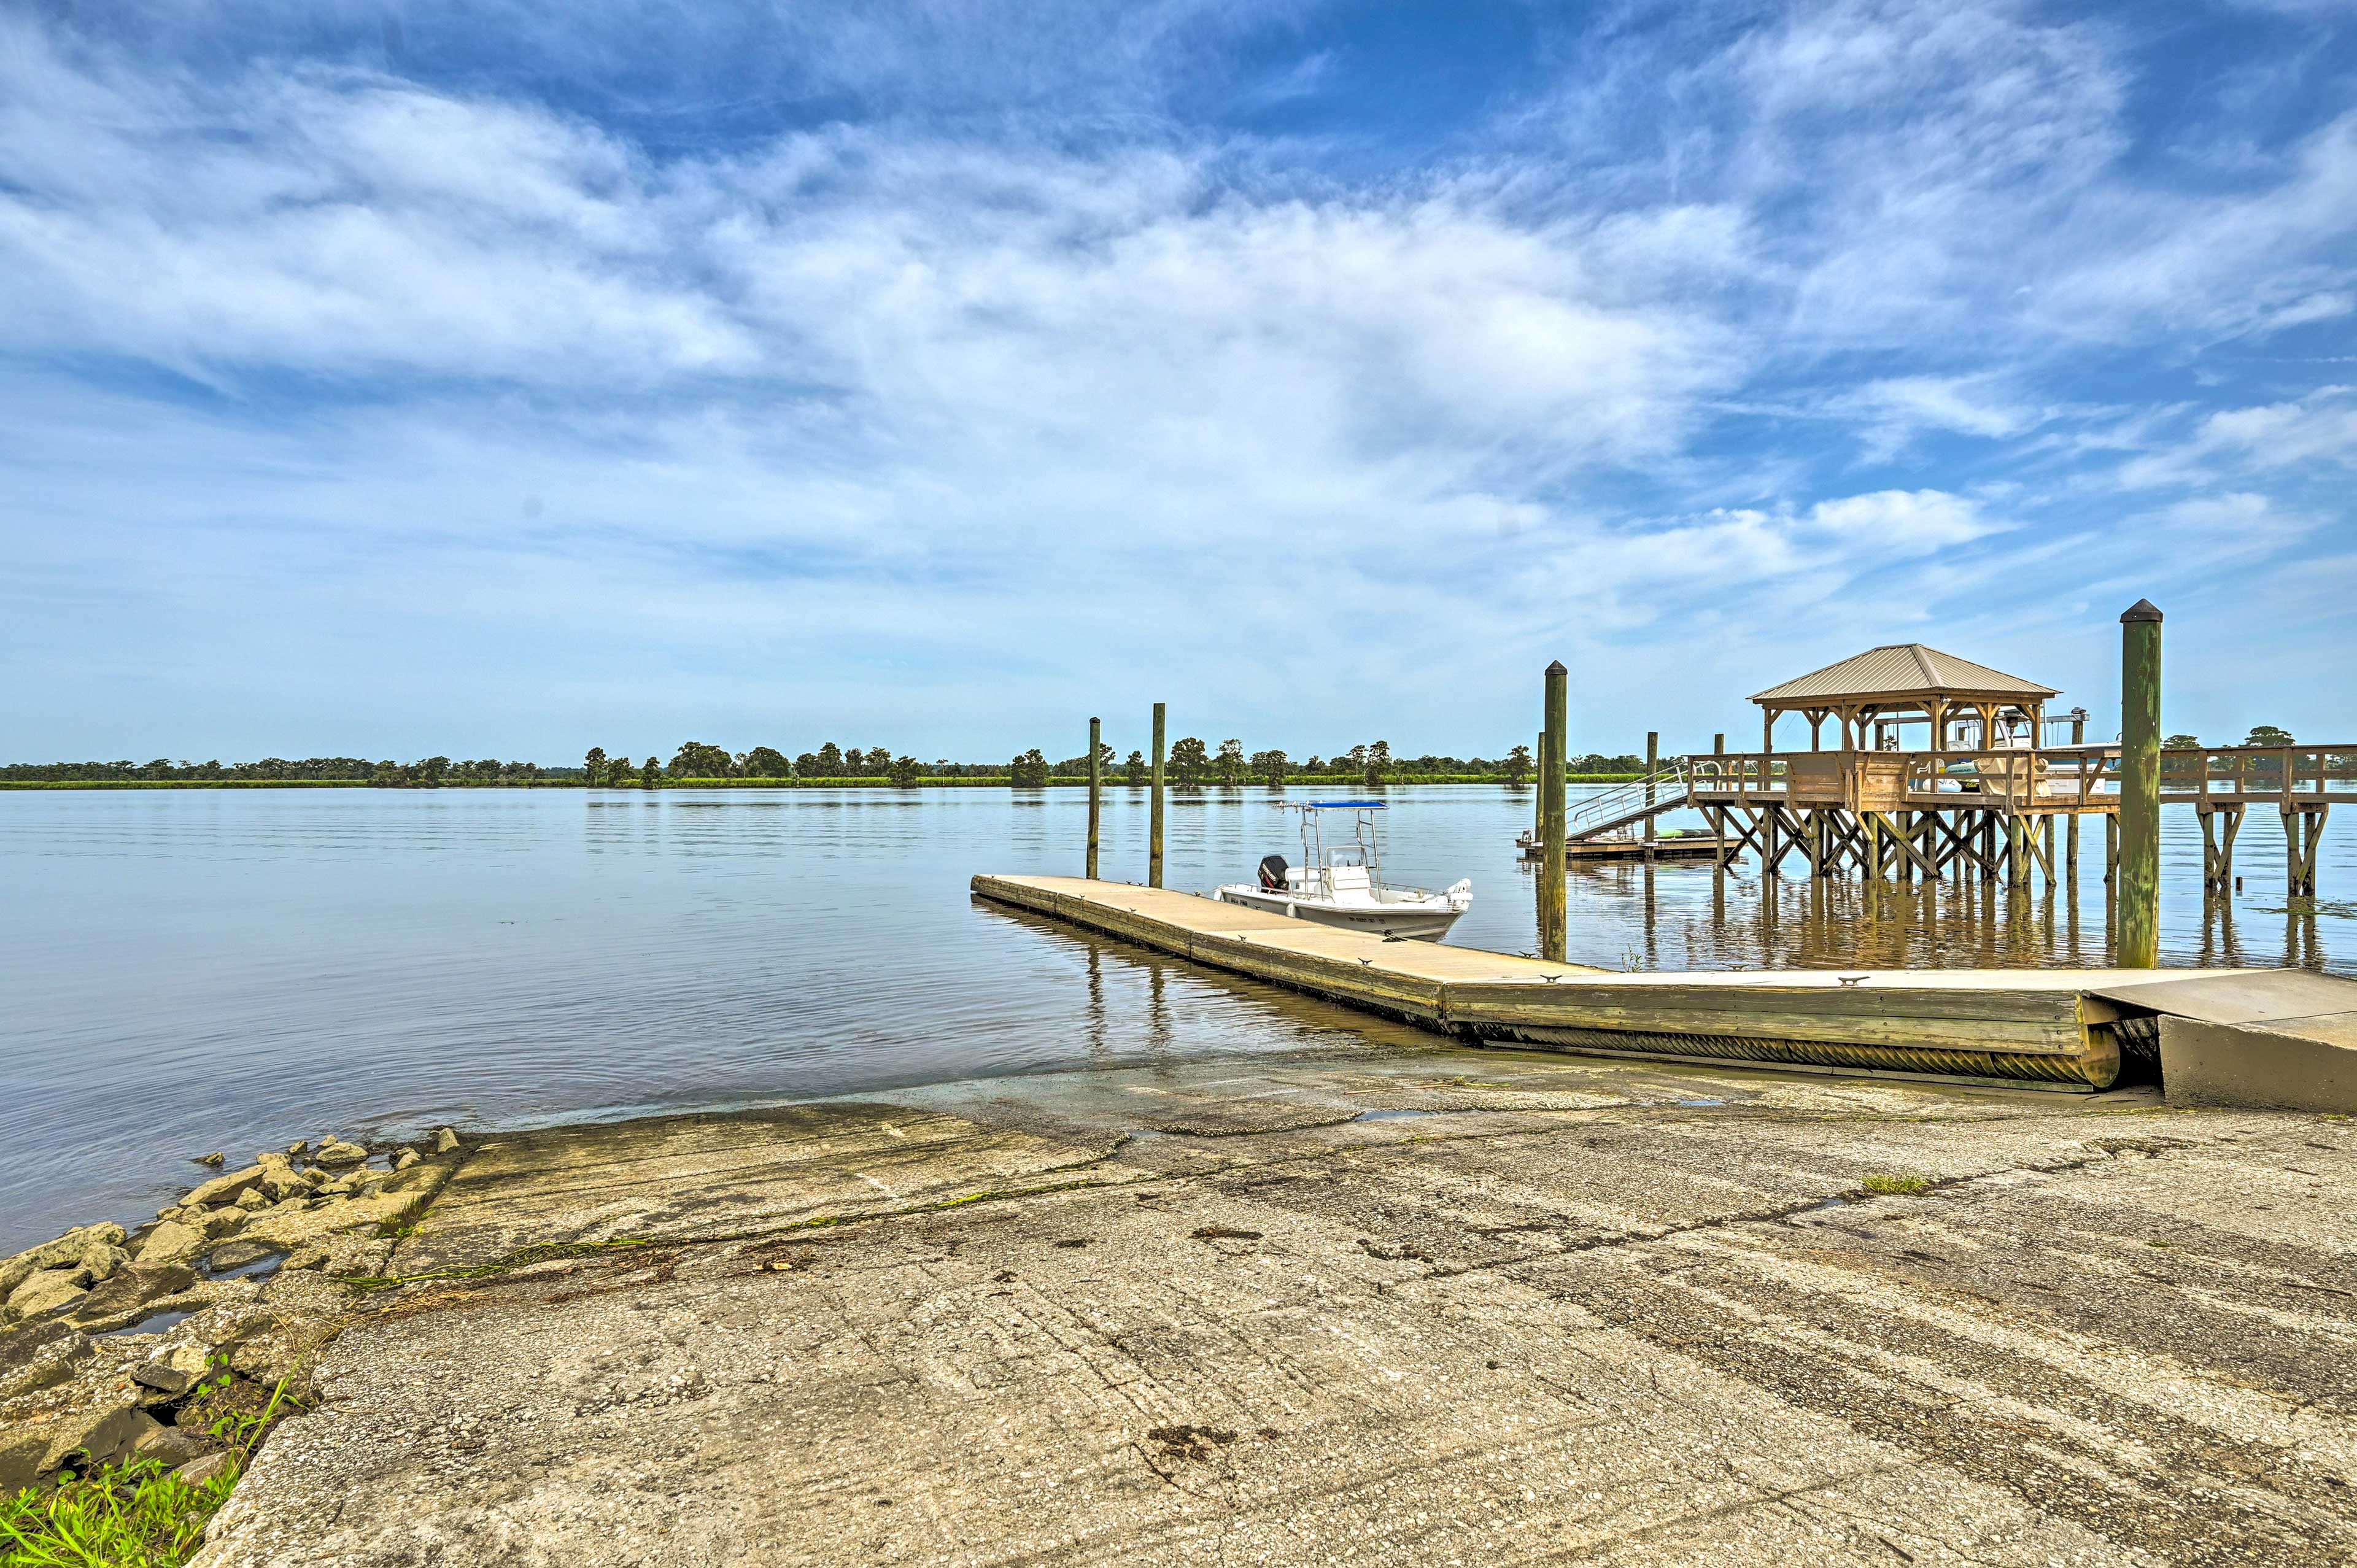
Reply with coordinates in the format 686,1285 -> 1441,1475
973,874 -> 2357,1095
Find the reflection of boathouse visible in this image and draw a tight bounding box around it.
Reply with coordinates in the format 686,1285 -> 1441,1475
1563,642 -> 2349,896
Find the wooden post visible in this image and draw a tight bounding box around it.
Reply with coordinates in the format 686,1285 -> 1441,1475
1148,701 -> 1166,889
1533,730 -> 1546,846
2117,600 -> 2163,966
1541,662 -> 1568,962
1085,717 -> 1102,879
1643,730 -> 1658,854
2067,714 -> 2084,881
1711,734 -> 1728,868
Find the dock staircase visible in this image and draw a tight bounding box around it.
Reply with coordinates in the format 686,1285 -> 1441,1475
1562,763 -> 1694,842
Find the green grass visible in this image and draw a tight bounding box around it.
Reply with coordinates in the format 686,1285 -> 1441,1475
1860,1172 -> 1933,1196
1,1365 -> 308,1567
1,1458 -> 239,1567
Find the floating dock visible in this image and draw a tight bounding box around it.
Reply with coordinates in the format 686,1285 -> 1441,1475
973,874 -> 2357,1099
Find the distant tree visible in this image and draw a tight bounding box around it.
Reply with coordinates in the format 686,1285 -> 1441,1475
816,741 -> 844,776
743,746 -> 790,778
641,756 -> 660,789
1361,741 -> 1391,789
1503,743 -> 1531,787
890,754 -> 921,787
417,757 -> 450,788
668,741 -> 733,778
1167,736 -> 1209,787
1215,738 -> 1245,787
2162,733 -> 2202,751
1252,748 -> 1289,789
1125,749 -> 1147,786
2244,725 -> 2296,747
795,751 -> 821,778
1009,748 -> 1049,788
584,747 -> 607,787
1304,755 -> 1323,774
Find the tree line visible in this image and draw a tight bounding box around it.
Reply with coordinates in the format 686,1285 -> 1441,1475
6,740 -> 1662,789
0,757 -> 557,786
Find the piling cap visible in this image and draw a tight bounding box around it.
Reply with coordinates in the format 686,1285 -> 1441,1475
2119,599 -> 2163,624
1544,659 -> 1567,676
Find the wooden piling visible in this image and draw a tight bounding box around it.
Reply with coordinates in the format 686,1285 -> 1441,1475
1541,662 -> 1568,963
1148,701 -> 1167,889
2117,600 -> 2163,967
2066,714 -> 2084,881
1085,717 -> 1102,879
1643,731 -> 1659,855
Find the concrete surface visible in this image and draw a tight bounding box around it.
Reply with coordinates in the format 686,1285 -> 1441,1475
188,1043 -> 2357,1567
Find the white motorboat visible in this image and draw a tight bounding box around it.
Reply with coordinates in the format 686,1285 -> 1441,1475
1212,801 -> 1471,941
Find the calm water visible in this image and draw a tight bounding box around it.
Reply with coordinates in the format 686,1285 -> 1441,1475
4,784 -> 2350,1252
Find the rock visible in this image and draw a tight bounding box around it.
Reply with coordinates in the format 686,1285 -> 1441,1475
234,1187 -> 272,1213
131,1360 -> 195,1397
287,1232 -> 393,1280
300,1167 -> 331,1190
0,1222 -> 128,1302
136,1221 -> 207,1268
286,1141 -> 309,1158
155,1340 -> 213,1379
66,1407 -> 164,1472
393,1148 -> 420,1172
196,1152 -> 226,1168
173,1449 -> 237,1487
7,1267 -> 93,1321
3,1405 -> 164,1488
433,1127 -> 460,1154
68,1263 -> 196,1329
81,1243 -> 131,1286
136,1423 -> 216,1469
257,1163 -> 308,1202
184,1164 -> 266,1209
206,1240 -> 281,1273
313,1139 -> 368,1168
201,1207 -> 249,1238
0,1319 -> 93,1401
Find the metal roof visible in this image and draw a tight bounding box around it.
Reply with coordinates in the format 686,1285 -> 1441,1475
1750,644 -> 2059,707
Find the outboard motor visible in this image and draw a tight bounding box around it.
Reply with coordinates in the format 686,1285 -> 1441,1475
1258,854 -> 1288,891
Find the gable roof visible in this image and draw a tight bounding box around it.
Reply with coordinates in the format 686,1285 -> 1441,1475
1751,644 -> 2059,708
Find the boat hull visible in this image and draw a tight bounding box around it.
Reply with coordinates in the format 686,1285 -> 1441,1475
1213,886 -> 1465,941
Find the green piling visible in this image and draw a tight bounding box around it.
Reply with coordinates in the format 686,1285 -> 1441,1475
1148,702 -> 1166,889
1541,661 -> 1568,962
2118,600 -> 2163,967
1086,716 -> 1102,879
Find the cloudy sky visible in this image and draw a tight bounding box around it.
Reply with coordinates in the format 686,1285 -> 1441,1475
4,0 -> 2353,763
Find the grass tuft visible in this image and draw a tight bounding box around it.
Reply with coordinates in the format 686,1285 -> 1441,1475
1,1457 -> 239,1567
1860,1173 -> 1932,1197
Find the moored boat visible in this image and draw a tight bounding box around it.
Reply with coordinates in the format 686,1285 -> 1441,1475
1213,801 -> 1471,941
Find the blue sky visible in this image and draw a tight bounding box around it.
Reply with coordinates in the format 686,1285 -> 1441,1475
4,0 -> 2353,763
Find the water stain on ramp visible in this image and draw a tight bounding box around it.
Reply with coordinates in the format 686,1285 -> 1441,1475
390,1103 -> 1129,1273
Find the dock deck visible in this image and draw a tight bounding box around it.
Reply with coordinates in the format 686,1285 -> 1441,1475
973,874 -> 2357,1095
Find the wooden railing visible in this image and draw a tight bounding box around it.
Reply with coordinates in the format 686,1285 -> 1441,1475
2157,744 -> 2357,805
1686,743 -> 2357,812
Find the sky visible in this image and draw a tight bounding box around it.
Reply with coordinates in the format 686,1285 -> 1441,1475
3,0 -> 2354,765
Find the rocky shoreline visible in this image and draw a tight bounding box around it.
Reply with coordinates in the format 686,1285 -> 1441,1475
1,1129 -> 462,1497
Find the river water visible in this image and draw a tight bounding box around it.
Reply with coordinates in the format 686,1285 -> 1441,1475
4,784 -> 2350,1253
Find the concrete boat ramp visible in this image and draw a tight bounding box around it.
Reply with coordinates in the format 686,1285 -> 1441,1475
972,873 -> 2357,1108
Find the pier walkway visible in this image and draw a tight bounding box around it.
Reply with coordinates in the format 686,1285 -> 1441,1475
972,874 -> 2357,1105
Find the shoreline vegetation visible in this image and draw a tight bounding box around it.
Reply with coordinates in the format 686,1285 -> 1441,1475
1,773 -> 1643,791
4,740 -> 1651,790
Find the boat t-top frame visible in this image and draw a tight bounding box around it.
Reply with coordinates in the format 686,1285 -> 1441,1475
1275,800 -> 1412,900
